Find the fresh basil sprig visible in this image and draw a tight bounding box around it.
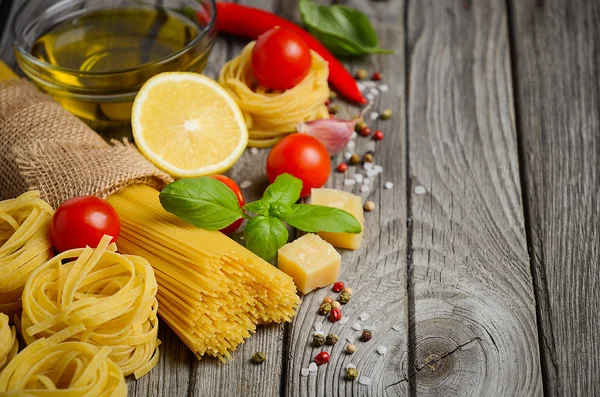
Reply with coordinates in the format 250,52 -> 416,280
160,173 -> 362,262
298,0 -> 393,56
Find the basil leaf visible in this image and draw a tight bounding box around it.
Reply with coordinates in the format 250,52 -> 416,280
262,173 -> 302,206
298,0 -> 393,56
282,204 -> 362,233
244,216 -> 289,262
269,203 -> 293,218
159,178 -> 244,230
243,200 -> 270,216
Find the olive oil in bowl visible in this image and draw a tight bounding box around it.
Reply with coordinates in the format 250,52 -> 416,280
14,0 -> 216,136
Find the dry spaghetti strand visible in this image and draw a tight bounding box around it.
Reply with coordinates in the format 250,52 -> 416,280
21,235 -> 160,379
219,41 -> 330,147
0,324 -> 127,396
0,191 -> 54,318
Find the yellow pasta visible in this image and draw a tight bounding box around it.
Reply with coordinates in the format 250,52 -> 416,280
0,325 -> 127,396
107,185 -> 300,361
0,313 -> 18,371
20,235 -> 160,379
219,41 -> 330,147
0,191 -> 54,318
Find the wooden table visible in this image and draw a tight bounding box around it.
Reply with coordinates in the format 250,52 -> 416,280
1,0 -> 598,395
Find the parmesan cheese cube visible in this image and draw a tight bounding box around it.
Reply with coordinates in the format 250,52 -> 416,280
277,234 -> 341,294
310,188 -> 364,250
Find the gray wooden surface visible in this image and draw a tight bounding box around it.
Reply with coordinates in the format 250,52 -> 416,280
1,0 -> 598,395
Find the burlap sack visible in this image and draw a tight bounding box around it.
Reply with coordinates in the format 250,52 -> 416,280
0,80 -> 172,207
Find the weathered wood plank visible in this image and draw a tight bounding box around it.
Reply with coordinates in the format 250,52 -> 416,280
508,0 -> 600,395
406,0 -> 543,395
284,0 -> 409,395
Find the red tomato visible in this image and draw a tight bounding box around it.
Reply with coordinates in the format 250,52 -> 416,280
251,27 -> 312,90
208,175 -> 245,235
50,196 -> 121,253
266,134 -> 331,197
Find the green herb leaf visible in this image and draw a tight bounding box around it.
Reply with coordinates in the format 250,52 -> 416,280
243,200 -> 270,216
269,203 -> 293,218
159,178 -> 244,230
298,0 -> 393,56
282,204 -> 362,233
244,216 -> 289,261
262,173 -> 302,206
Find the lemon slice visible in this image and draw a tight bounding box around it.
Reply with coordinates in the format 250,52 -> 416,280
132,72 -> 248,178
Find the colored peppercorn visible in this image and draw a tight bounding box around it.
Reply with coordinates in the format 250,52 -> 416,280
381,108 -> 393,120
349,154 -> 361,165
251,352 -> 266,364
323,296 -> 334,304
328,104 -> 340,114
364,201 -> 376,212
338,292 -> 351,304
326,333 -> 339,345
356,69 -> 367,80
332,281 -> 345,292
342,287 -> 353,296
331,301 -> 341,309
329,307 -> 342,322
355,119 -> 367,132
359,126 -> 371,137
346,367 -> 359,381
361,330 -> 372,342
336,163 -> 348,173
346,343 -> 357,354
363,153 -> 374,163
319,302 -> 332,315
313,333 -> 325,347
373,130 -> 384,141
372,71 -> 382,81
325,98 -> 331,106
314,351 -> 330,365
329,91 -> 338,100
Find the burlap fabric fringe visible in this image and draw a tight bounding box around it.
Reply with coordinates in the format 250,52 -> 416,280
0,80 -> 172,207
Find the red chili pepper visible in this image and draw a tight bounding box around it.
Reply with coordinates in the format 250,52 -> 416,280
215,3 -> 367,105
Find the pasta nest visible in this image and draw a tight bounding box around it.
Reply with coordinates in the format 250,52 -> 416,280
219,41 -> 330,147
0,313 -> 18,371
0,325 -> 127,396
0,191 -> 54,318
20,235 -> 160,379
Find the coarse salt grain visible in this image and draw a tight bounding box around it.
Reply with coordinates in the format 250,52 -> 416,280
370,112 -> 379,121
339,316 -> 349,325
377,346 -> 388,355
367,169 -> 378,178
359,376 -> 372,386
346,363 -> 357,369
392,325 -> 402,331
344,152 -> 352,160
374,165 -> 383,173
314,331 -> 324,336
301,368 -> 310,377
344,179 -> 357,186
414,185 -> 426,195
379,84 -> 389,92
363,178 -> 370,185
355,174 -> 364,183
352,322 -> 362,331
360,185 -> 370,193
308,362 -> 318,373
363,162 -> 373,170
384,181 -> 394,190
357,82 -> 366,92
250,147 -> 259,155
240,180 -> 252,189
369,87 -> 379,96
366,93 -> 375,102
314,322 -> 323,331
347,140 -> 356,150
351,131 -> 358,139
364,81 -> 376,88
360,312 -> 370,321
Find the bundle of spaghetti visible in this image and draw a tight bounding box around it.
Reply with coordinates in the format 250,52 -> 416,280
20,235 -> 160,379
0,313 -> 18,370
107,185 -> 300,361
219,41 -> 330,147
0,190 -> 54,318
0,324 -> 127,396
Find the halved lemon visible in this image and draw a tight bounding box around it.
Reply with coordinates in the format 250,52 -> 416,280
132,72 -> 248,178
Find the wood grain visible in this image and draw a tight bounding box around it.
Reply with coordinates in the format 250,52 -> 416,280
508,0 -> 600,395
406,0 -> 543,395
284,1 -> 410,396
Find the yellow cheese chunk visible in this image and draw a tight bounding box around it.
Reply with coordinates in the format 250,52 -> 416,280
278,234 -> 341,294
311,188 -> 364,249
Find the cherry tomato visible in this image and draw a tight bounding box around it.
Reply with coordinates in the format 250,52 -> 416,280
50,196 -> 120,253
266,134 -> 331,197
251,27 -> 312,90
208,175 -> 245,235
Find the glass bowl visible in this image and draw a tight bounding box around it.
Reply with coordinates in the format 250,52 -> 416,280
12,0 -> 216,137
